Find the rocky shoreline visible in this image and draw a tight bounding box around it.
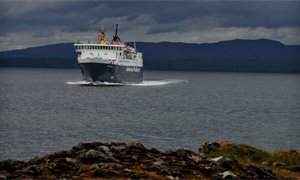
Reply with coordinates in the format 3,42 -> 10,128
0,141 -> 299,179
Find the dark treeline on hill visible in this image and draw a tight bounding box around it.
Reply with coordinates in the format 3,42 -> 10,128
0,39 -> 300,73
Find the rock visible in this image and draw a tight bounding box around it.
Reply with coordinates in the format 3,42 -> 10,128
111,144 -> 127,153
97,145 -> 111,154
77,167 -> 87,175
198,165 -> 215,176
198,142 -> 220,154
80,149 -> 105,162
0,175 -> 7,179
179,168 -> 193,175
65,157 -> 77,164
72,142 -> 105,152
48,150 -> 70,159
219,171 -> 237,179
122,168 -> 132,174
127,139 -> 146,151
0,160 -> 25,171
152,159 -> 165,166
245,164 -> 276,179
159,168 -> 171,176
175,148 -> 195,159
92,167 -> 106,177
284,165 -> 300,172
273,162 -> 286,167
211,156 -> 239,170
130,173 -> 140,179
149,148 -> 161,154
189,155 -> 204,163
166,175 -> 180,180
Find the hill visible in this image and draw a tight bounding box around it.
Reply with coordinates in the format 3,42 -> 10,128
0,39 -> 299,72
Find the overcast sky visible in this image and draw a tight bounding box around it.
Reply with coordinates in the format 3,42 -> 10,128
0,0 -> 299,51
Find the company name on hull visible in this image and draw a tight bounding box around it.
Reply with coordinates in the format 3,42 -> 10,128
126,67 -> 141,72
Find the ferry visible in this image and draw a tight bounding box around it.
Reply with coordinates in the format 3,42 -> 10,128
74,24 -> 143,83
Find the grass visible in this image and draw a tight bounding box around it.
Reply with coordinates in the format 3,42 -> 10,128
206,141 -> 300,179
269,150 -> 300,166
206,141 -> 270,164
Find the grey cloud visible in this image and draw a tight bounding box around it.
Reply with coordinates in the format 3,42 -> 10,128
146,2 -> 300,34
1,1 -> 299,36
0,0 -> 299,51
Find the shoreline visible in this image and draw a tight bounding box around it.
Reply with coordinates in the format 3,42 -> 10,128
0,141 -> 299,179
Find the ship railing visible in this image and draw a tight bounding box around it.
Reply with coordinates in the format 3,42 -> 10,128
75,40 -> 100,44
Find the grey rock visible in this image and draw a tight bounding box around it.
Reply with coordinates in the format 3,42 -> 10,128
78,149 -> 105,162
127,139 -> 146,151
98,145 -> 111,154
189,155 -> 204,163
198,141 -> 220,154
175,148 -> 195,158
111,144 -> 127,152
211,156 -> 239,170
122,168 -> 132,173
65,157 -> 77,164
153,159 -> 165,166
219,171 -> 238,179
273,162 -> 286,167
86,149 -> 103,159
166,175 -> 180,180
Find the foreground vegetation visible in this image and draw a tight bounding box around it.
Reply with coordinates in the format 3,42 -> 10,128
0,141 -> 299,179
204,141 -> 300,179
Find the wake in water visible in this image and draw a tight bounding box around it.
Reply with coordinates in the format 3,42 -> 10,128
66,79 -> 187,86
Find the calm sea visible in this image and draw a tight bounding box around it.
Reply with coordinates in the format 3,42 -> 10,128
0,68 -> 299,160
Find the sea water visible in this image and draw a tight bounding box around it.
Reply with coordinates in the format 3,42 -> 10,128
0,68 -> 299,160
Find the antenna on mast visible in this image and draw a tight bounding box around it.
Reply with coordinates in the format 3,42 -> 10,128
114,24 -> 118,37
112,24 -> 122,44
134,41 -> 136,52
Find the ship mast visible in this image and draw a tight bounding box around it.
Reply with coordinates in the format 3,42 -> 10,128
114,24 -> 118,37
112,24 -> 122,44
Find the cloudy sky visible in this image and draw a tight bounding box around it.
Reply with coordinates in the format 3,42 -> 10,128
0,0 -> 299,51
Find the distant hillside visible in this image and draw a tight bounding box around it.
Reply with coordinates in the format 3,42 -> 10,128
0,39 -> 300,72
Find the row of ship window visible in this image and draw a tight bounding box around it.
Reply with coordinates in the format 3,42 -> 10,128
76,46 -> 122,50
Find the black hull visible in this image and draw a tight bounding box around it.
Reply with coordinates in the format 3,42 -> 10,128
79,63 -> 143,83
